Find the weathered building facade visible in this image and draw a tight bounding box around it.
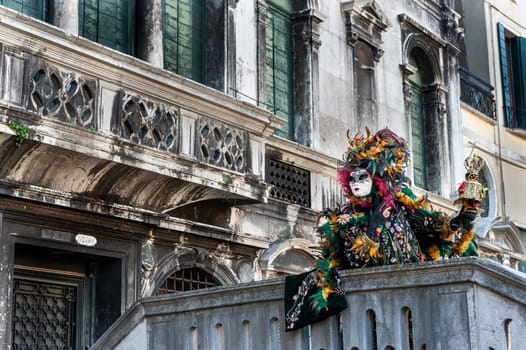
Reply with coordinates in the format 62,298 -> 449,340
0,0 -> 524,349
456,0 -> 526,270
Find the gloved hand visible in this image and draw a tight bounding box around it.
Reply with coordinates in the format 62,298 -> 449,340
449,200 -> 478,232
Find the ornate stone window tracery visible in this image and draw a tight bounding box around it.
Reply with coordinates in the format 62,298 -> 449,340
117,91 -> 179,153
29,62 -> 97,130
198,118 -> 247,173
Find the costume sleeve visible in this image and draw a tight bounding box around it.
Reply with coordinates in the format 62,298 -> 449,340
399,187 -> 479,259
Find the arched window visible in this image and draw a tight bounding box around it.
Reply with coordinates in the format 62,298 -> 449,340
163,0 -> 225,90
408,51 -> 427,189
472,160 -> 496,237
402,307 -> 415,350
478,166 -> 491,218
366,309 -> 378,350
266,0 -> 294,139
79,0 -> 134,55
354,41 -> 375,128
156,267 -> 221,295
407,47 -> 437,191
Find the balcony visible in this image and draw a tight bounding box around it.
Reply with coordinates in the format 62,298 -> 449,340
459,66 -> 496,119
0,7 -> 291,221
91,257 -> 526,349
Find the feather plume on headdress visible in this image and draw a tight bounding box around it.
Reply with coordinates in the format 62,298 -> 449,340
338,128 -> 411,194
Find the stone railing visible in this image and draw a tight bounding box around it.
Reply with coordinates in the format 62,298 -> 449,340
91,257 -> 526,350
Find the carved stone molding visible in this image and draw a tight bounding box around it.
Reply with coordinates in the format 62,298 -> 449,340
342,0 -> 391,62
441,5 -> 464,55
400,63 -> 418,110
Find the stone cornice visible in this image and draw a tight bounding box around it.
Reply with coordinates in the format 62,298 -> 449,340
398,13 -> 446,48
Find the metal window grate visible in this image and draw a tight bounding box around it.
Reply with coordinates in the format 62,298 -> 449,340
156,268 -> 221,295
267,159 -> 310,207
12,279 -> 76,350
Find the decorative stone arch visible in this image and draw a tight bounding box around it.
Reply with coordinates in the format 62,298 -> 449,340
401,33 -> 443,85
400,23 -> 451,195
141,247 -> 239,297
258,238 -> 316,279
481,220 -> 526,270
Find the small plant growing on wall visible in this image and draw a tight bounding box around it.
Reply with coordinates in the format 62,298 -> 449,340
8,121 -> 29,147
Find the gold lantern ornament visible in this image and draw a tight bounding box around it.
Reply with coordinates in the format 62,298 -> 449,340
457,154 -> 487,203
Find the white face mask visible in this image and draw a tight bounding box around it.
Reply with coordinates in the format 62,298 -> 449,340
349,168 -> 373,197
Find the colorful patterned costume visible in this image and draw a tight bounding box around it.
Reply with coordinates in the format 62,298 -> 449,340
285,128 -> 486,331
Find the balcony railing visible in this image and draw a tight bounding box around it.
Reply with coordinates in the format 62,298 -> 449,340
459,66 -> 496,119
91,257 -> 526,350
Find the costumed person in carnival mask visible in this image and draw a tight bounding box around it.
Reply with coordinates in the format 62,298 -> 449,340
284,128 -> 487,331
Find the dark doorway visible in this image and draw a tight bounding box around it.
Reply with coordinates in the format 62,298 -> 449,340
13,244 -> 122,349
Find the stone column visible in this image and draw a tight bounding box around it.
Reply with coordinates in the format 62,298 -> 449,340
136,0 -> 164,69
52,0 -> 79,35
423,84 -> 450,196
255,0 -> 268,109
226,0 -> 238,96
441,6 -> 465,197
0,213 -> 14,349
291,6 -> 325,148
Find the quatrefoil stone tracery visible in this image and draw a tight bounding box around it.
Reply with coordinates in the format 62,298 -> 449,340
199,120 -> 246,172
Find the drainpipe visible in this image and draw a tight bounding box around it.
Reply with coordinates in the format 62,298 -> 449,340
488,3 -> 507,220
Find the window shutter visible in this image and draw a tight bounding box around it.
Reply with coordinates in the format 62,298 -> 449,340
266,4 -> 293,140
163,0 -> 204,82
409,83 -> 427,189
2,0 -> 45,20
79,0 -> 134,55
511,37 -> 526,128
497,23 -> 513,127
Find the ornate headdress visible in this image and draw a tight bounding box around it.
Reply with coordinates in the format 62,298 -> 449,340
337,128 -> 410,194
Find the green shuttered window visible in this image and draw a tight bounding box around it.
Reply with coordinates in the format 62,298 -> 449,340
163,0 -> 205,82
497,22 -> 526,129
408,56 -> 427,190
79,0 -> 134,55
266,1 -> 294,140
1,0 -> 46,20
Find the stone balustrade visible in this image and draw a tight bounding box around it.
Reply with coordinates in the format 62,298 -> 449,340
92,257 -> 526,350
